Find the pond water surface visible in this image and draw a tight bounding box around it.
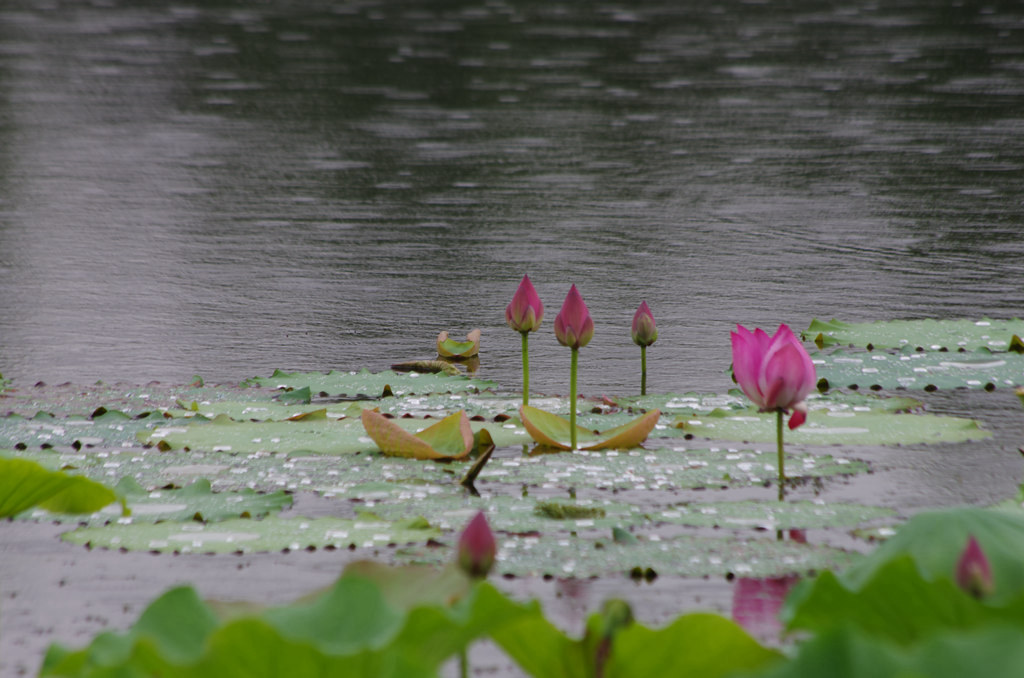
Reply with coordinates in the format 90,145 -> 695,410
1,1 -> 1023,675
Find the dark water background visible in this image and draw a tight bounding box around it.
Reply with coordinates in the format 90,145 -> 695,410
1,0 -> 1022,397
2,1 -> 1024,675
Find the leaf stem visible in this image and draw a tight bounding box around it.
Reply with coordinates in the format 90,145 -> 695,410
776,408 -> 785,502
459,647 -> 468,678
521,331 -> 530,407
570,347 -> 579,450
640,345 -> 647,396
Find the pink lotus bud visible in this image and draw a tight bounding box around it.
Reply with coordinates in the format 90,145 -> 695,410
955,535 -> 994,598
730,323 -> 816,429
506,275 -> 544,333
457,511 -> 496,579
631,301 -> 658,347
554,285 -> 594,350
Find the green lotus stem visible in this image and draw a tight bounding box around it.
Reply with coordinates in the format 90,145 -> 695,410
570,347 -> 579,449
776,408 -> 785,502
459,648 -> 468,678
521,330 -> 530,406
640,345 -> 647,396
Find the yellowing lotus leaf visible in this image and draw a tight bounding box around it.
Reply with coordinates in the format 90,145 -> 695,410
436,329 -> 481,358
518,405 -> 660,451
360,409 -> 473,460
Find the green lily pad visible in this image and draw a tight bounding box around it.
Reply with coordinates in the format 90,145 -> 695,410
365,494 -> 646,533
62,514 -> 441,554
651,500 -> 897,530
23,477 -> 293,525
805,317 -> 1024,351
676,405 -> 989,446
395,530 -> 862,578
813,347 -> 1023,391
244,369 -> 496,397
0,410 -> 173,450
0,457 -> 119,517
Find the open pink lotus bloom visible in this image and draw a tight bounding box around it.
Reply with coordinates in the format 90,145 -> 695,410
506,275 -> 544,333
554,284 -> 594,350
631,301 -> 658,347
731,323 -> 816,429
955,534 -> 994,598
457,511 -> 496,579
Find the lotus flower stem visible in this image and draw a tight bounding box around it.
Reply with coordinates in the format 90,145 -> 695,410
521,331 -> 530,406
459,650 -> 469,678
570,347 -> 579,449
776,409 -> 785,501
640,345 -> 647,396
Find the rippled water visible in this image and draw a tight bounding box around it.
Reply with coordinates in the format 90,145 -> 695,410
1,0 -> 1022,395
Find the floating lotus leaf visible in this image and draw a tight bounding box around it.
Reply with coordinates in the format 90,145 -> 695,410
435,329 -> 481,358
244,369 -> 496,397
23,477 -> 293,525
62,514 -> 441,554
390,360 -> 461,375
676,405 -> 989,446
394,530 -> 862,578
360,409 -> 473,460
814,347 -> 1024,391
0,410 -> 172,451
806,317 -> 1024,351
476,446 -> 868,492
651,500 -> 897,530
0,457 -> 118,517
519,405 -> 660,450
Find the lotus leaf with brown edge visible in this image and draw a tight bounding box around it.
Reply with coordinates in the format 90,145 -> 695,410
360,408 -> 474,460
518,404 -> 661,451
436,328 -> 481,358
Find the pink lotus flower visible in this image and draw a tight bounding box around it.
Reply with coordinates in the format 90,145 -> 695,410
731,324 -> 816,430
554,285 -> 594,350
955,535 -> 994,598
457,511 -> 496,579
506,275 -> 544,333
631,301 -> 658,347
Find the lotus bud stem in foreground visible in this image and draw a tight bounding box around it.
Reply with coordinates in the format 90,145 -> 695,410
506,275 -> 544,406
730,323 -> 816,500
554,285 -> 594,449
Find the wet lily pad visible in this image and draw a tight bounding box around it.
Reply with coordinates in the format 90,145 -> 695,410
806,318 -> 1024,352
676,406 -> 989,446
244,369 -> 496,397
62,514 -> 441,554
813,348 -> 1023,391
365,494 -> 645,534
0,410 -> 173,450
650,500 -> 897,530
23,477 -> 293,525
396,530 -> 862,578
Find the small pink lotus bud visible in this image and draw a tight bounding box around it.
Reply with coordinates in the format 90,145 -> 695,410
631,301 -> 658,347
955,535 -> 993,598
457,511 -> 496,579
506,275 -> 544,333
554,284 -> 594,350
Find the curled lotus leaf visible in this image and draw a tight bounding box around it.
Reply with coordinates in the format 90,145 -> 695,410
436,329 -> 481,358
360,409 -> 473,460
519,405 -> 660,451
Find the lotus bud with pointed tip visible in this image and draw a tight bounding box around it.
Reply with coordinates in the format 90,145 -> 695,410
730,323 -> 816,429
506,275 -> 544,333
457,511 -> 496,579
631,301 -> 658,347
956,535 -> 994,598
554,285 -> 594,350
